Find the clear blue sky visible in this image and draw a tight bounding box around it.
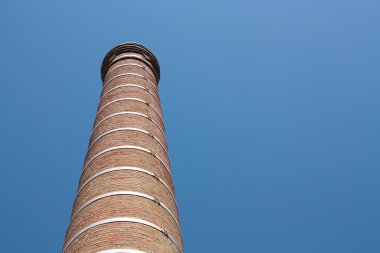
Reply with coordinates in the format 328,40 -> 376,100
0,1 -> 379,252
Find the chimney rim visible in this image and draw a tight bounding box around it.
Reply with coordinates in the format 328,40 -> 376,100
101,42 -> 160,83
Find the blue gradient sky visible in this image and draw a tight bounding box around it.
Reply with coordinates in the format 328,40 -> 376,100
1,1 -> 379,252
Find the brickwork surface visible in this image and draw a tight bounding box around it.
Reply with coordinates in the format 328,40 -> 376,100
63,43 -> 183,253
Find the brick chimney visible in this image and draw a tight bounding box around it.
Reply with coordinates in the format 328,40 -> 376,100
62,43 -> 184,253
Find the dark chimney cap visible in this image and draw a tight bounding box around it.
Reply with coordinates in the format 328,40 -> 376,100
101,42 -> 160,83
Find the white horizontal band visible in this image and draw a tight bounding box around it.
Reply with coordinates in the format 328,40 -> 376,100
96,97 -> 163,122
78,166 -> 175,202
105,63 -> 155,81
82,145 -> 171,175
69,190 -> 180,231
97,249 -> 146,253
89,127 -> 168,155
93,111 -> 165,136
113,53 -> 143,61
100,84 -> 160,105
109,54 -> 158,83
63,217 -> 183,253
104,73 -> 157,92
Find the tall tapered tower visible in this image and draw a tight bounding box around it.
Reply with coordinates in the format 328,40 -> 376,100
62,43 -> 184,253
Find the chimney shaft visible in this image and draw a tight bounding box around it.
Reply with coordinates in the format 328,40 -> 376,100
63,43 -> 184,253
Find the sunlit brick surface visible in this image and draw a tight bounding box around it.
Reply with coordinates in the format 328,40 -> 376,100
63,43 -> 183,253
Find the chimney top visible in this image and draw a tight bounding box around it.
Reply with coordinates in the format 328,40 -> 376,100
101,42 -> 160,82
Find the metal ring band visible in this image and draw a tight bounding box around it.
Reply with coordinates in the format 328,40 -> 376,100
105,63 -> 156,81
89,127 -> 168,156
104,73 -> 157,92
96,97 -> 163,122
97,250 -> 146,253
113,53 -> 144,61
63,217 -> 183,253
100,83 -> 160,105
97,249 -> 146,253
77,167 -> 175,204
93,111 -> 166,136
82,145 -> 171,176
109,53 -> 159,82
69,191 -> 180,232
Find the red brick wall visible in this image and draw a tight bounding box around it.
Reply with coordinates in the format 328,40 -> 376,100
63,43 -> 183,253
